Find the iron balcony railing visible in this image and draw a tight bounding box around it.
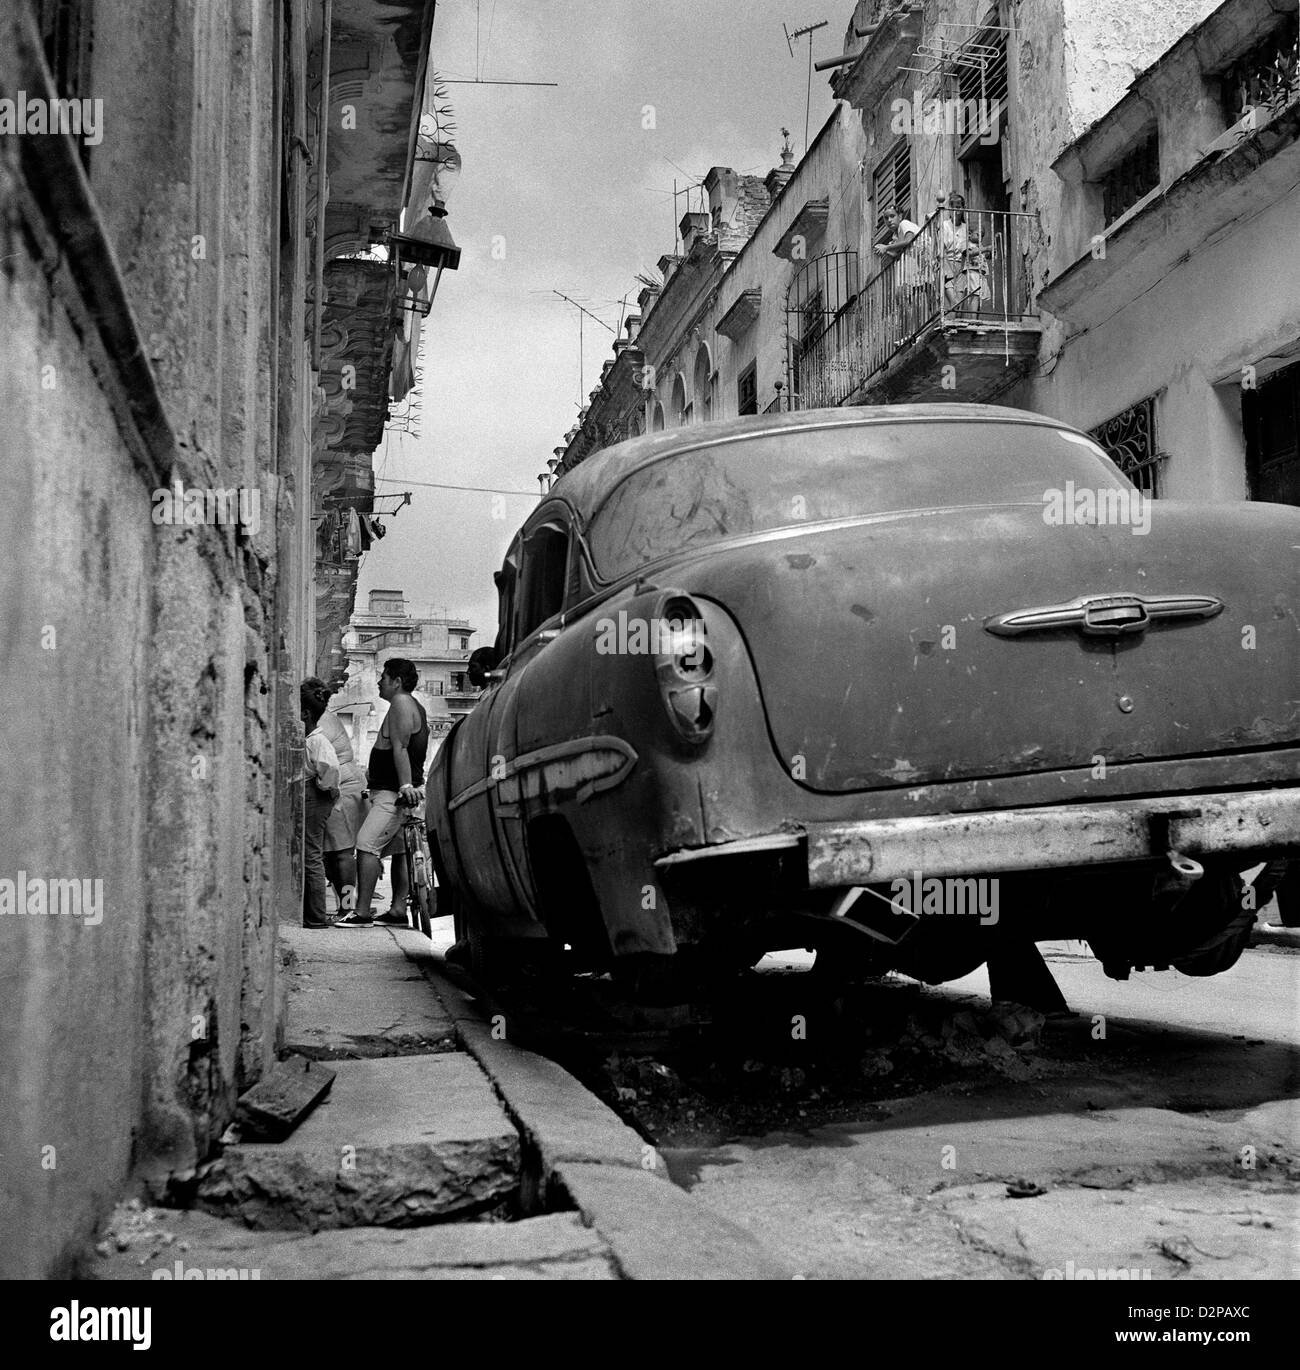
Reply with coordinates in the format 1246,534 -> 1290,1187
790,209 -> 1039,408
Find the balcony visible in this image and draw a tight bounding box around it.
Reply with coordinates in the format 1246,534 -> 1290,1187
789,210 -> 1041,408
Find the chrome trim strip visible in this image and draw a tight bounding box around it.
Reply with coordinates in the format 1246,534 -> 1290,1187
447,735 -> 638,813
985,593 -> 1223,638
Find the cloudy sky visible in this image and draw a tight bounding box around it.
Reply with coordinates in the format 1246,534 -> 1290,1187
358,0 -> 839,642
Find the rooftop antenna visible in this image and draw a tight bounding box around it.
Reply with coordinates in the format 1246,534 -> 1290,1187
784,19 -> 828,154
444,2 -> 558,85
551,290 -> 615,410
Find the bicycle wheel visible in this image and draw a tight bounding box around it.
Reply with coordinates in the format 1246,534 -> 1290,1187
408,829 -> 434,939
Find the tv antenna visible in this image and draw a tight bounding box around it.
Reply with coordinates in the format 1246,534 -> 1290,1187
550,290 -> 616,410
783,19 -> 828,154
442,2 -> 557,85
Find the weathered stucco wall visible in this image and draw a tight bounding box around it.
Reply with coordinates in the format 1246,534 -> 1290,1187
711,110 -> 865,420
0,217 -> 153,1281
0,0 -> 299,1277
1059,0 -> 1222,138
1013,181 -> 1300,499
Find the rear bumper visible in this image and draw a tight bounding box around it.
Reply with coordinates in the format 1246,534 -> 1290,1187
654,787 -> 1300,886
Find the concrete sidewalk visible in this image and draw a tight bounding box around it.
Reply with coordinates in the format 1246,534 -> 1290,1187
87,919 -> 787,1280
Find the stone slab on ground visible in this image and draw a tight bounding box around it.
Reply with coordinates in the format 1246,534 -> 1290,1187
234,1054 -> 335,1140
553,1161 -> 793,1280
392,931 -> 795,1279
794,1101 -> 1298,1196
933,1179 -> 1300,1281
87,1205 -> 616,1280
196,1055 -> 519,1230
281,925 -> 456,1057
661,1146 -> 1022,1280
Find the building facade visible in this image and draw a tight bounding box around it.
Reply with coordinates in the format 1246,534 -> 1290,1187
0,0 -> 454,1277
560,0 -> 1299,511
332,589 -> 481,765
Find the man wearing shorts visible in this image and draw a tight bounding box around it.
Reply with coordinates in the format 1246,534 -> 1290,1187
337,658 -> 429,927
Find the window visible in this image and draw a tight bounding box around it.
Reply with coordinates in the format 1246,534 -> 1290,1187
957,28 -> 1009,113
1243,359 -> 1300,506
738,362 -> 758,415
516,521 -> 570,639
450,631 -> 470,650
670,375 -> 688,427
693,344 -> 713,422
449,672 -> 469,693
587,422 -> 1128,581
1100,130 -> 1160,226
1089,395 -> 1163,496
492,546 -> 519,658
1220,16 -> 1299,125
872,141 -> 911,233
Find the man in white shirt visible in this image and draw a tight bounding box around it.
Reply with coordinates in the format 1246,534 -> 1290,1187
874,205 -> 923,343
301,691 -> 341,928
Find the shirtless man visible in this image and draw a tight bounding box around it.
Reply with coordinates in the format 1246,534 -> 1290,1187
337,658 -> 429,927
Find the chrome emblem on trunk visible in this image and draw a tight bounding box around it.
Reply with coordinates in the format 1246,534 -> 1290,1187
984,594 -> 1224,638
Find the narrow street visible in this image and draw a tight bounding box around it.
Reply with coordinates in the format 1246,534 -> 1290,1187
650,942 -> 1299,1280
4,0 -> 1300,1334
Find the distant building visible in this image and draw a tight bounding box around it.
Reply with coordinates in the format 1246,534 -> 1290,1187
331,588 -> 481,768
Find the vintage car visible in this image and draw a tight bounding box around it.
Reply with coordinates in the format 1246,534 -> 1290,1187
427,405 -> 1299,999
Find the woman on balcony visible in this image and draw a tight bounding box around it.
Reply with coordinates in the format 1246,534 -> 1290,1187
940,193 -> 991,313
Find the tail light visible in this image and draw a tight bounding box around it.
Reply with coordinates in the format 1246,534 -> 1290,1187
654,594 -> 716,744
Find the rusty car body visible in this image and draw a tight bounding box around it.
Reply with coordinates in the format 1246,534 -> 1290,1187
427,405 -> 1300,995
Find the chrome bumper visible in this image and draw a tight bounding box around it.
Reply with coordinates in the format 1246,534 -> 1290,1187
653,787 -> 1300,886
804,788 -> 1300,886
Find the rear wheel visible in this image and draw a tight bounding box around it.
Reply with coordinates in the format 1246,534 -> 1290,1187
409,880 -> 433,939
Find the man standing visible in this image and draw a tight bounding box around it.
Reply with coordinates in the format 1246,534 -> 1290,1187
337,658 -> 429,927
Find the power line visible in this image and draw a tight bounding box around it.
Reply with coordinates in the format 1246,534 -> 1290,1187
374,476 -> 538,497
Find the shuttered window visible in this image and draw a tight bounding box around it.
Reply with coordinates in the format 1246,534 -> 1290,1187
871,142 -> 911,227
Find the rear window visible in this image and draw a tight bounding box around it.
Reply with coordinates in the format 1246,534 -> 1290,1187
586,420 -> 1131,580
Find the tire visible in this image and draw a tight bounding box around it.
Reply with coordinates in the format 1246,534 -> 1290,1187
410,881 -> 433,939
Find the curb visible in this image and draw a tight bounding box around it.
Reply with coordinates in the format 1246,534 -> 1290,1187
392,930 -> 792,1280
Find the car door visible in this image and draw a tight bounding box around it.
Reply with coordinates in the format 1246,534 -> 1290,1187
488,504 -> 578,914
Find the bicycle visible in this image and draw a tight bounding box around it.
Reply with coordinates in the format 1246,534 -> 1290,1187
395,788 -> 435,938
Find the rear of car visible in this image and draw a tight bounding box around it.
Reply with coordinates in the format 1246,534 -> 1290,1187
577,410 -> 1300,983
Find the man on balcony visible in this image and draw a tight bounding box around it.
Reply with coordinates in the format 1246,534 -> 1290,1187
874,206 -> 922,345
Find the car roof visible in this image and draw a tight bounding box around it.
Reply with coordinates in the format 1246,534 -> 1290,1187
546,404 -> 1080,524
